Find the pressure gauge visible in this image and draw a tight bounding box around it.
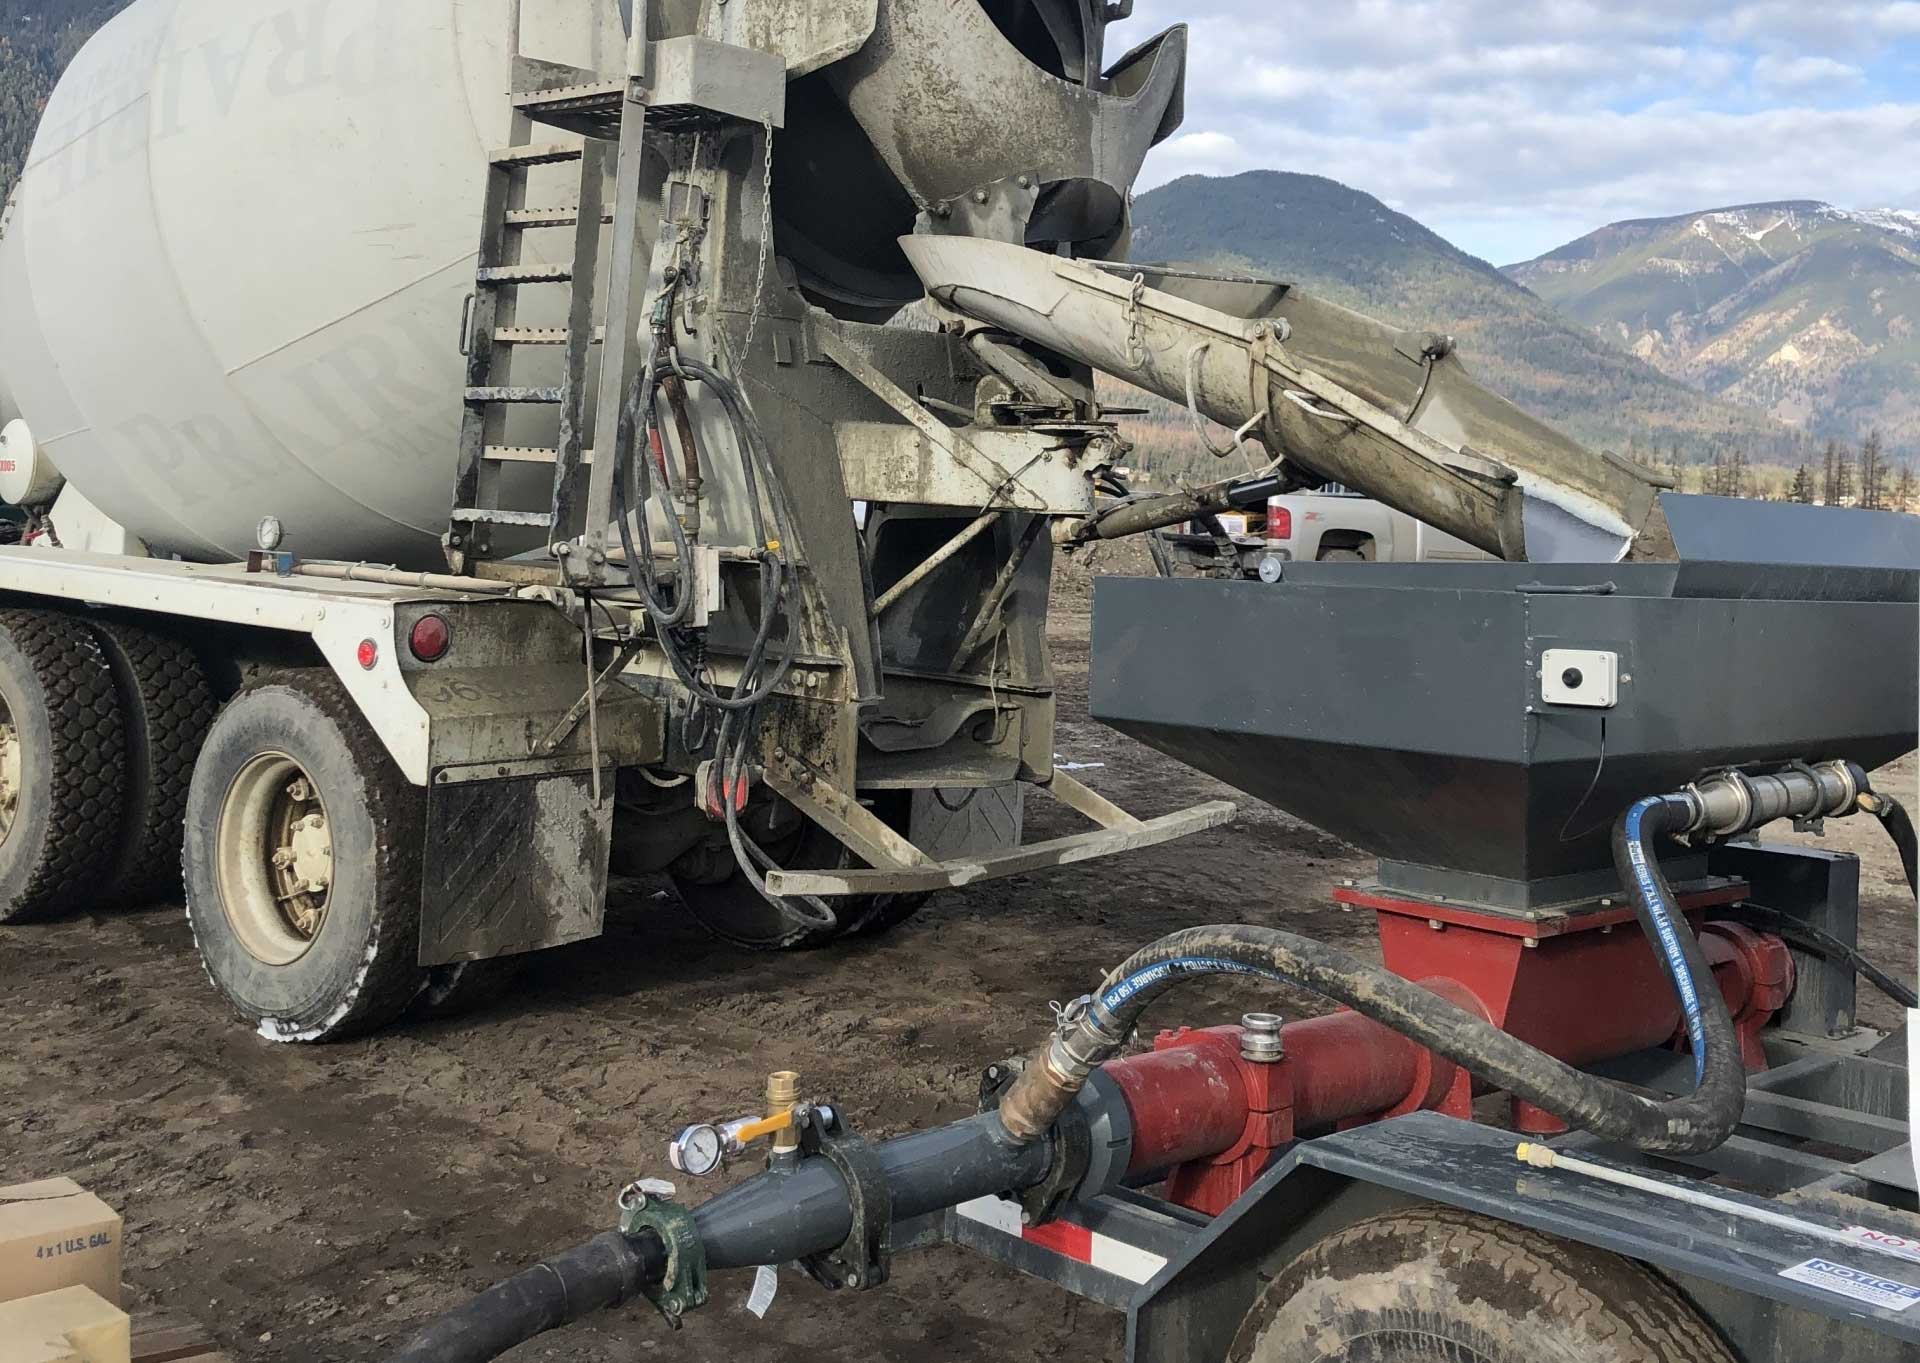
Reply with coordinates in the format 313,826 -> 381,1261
256,516 -> 285,552
670,1122 -> 726,1177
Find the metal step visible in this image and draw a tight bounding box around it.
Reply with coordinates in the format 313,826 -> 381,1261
476,263 -> 575,286
505,207 -> 615,230
513,79 -> 628,140
450,507 -> 556,528
464,385 -> 564,405
488,143 -> 584,168
484,446 -> 598,465
493,326 -> 605,347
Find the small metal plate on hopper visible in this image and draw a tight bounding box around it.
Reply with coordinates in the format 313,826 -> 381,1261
419,772 -> 612,965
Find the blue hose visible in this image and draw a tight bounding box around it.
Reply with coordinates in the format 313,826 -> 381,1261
1623,796 -> 1708,1084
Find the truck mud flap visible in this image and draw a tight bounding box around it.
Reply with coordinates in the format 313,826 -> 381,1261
418,771 -> 612,965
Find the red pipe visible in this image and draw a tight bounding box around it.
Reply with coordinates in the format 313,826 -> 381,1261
1283,1010 -> 1440,1126
1107,1036 -> 1249,1174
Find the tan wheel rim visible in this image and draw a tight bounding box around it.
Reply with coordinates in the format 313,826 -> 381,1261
0,699 -> 18,844
214,753 -> 334,966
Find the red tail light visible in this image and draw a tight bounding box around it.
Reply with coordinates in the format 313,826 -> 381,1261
1266,500 -> 1293,540
409,614 -> 452,663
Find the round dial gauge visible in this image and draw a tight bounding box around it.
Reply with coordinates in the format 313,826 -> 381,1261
670,1123 -> 725,1177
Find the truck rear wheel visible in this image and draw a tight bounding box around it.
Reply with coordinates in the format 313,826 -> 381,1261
184,672 -> 424,1042
1232,1205 -> 1737,1363
0,611 -> 128,922
89,618 -> 216,905
671,793 -> 926,951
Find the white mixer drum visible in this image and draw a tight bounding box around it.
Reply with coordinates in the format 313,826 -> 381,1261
0,0 -> 628,564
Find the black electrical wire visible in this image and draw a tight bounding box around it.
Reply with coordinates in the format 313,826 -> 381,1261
606,322 -> 837,933
622,354 -> 798,714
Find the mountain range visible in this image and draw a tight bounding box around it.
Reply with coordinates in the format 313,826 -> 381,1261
1131,172 -> 1810,469
1506,201 -> 1919,455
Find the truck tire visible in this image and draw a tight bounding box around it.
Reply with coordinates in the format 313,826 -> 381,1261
89,618 -> 216,906
0,610 -> 128,922
1230,1205 -> 1737,1363
671,794 -> 927,951
183,671 -> 424,1042
1317,547 -> 1367,563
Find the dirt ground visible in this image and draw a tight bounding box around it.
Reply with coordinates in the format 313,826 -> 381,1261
1,559 -> 1914,1362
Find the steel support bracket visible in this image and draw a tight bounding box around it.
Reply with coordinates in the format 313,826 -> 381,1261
798,1109 -> 893,1292
619,1192 -> 709,1327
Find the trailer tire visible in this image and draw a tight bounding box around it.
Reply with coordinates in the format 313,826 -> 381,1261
1230,1205 -> 1737,1363
0,610 -> 128,922
184,671 -> 424,1042
90,618 -> 216,905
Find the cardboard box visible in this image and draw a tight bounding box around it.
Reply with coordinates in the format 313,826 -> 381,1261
0,1181 -> 121,1308
0,1285 -> 130,1363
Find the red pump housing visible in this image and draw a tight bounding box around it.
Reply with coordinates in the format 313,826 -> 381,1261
1098,880 -> 1793,1216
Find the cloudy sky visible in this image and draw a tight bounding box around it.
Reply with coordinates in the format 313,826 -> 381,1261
1117,1 -> 1920,265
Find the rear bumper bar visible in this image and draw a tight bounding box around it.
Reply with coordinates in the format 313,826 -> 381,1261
763,770 -> 1235,898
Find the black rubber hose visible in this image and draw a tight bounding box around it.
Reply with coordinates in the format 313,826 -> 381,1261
1717,903 -> 1920,1010
385,1230 -> 663,1363
1051,799 -> 1746,1155
1864,787 -> 1919,898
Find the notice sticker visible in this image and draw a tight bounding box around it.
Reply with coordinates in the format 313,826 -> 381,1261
745,1264 -> 778,1320
1780,1258 -> 1920,1312
1843,1227 -> 1920,1268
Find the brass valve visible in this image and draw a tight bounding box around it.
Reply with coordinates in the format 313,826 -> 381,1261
668,1070 -> 806,1177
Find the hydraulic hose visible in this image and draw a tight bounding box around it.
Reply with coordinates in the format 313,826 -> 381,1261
999,801 -> 1746,1156
1859,782 -> 1919,898
385,1230 -> 663,1363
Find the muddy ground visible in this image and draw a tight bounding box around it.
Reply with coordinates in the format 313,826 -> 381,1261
2,559 -> 1914,1362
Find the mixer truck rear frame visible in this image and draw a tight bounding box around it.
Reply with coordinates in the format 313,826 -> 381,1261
0,0 -> 1695,1040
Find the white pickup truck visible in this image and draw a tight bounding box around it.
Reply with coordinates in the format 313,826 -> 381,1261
1165,486 -> 1494,576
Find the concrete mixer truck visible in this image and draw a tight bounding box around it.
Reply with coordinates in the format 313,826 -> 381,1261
0,0 -> 1679,1041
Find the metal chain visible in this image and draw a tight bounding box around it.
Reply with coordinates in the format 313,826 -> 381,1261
740,111 -> 777,363
1123,272 -> 1147,369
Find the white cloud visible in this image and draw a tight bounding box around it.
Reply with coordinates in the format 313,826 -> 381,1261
1752,53 -> 1866,91
1117,1 -> 1920,259
1150,130 -> 1251,178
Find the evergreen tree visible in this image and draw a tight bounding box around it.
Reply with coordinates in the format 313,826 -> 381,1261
1894,462 -> 1916,511
1834,447 -> 1855,506
1821,439 -> 1842,505
1789,464 -> 1815,504
1858,430 -> 1888,511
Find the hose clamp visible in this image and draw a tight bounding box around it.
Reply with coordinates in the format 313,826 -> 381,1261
1823,759 -> 1860,816
618,1185 -> 709,1327
1683,768 -> 1755,838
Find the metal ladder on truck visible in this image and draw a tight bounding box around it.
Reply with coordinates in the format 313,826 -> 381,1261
447,4 -> 653,584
